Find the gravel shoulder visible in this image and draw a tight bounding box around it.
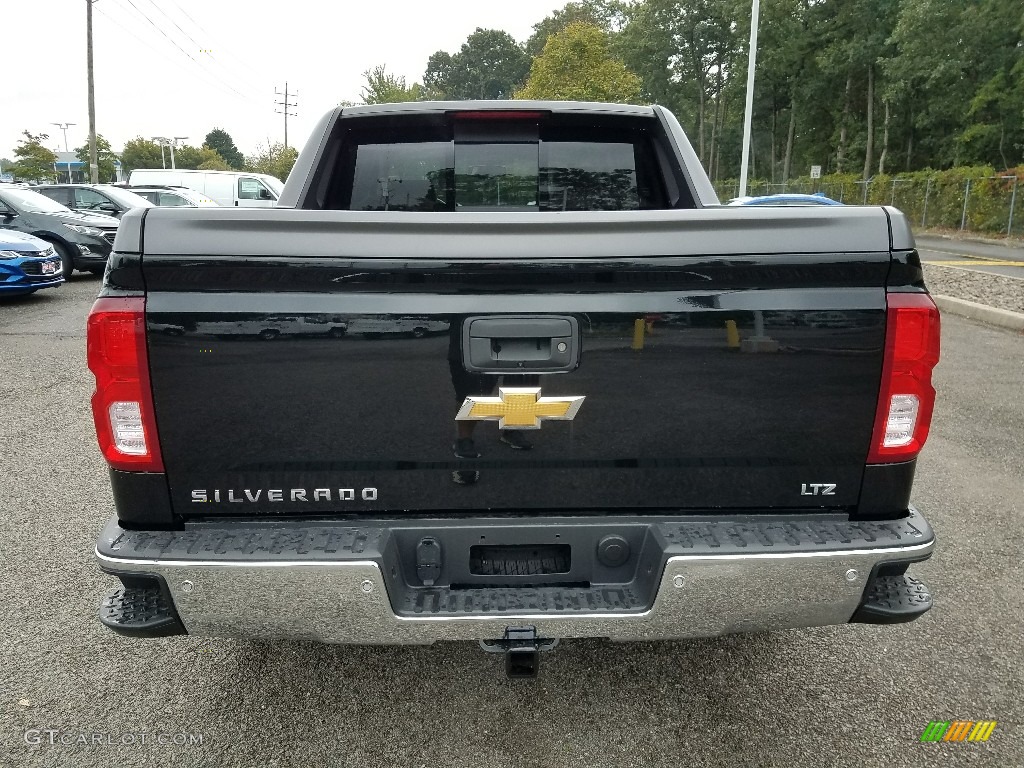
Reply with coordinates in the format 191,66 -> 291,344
924,264 -> 1024,314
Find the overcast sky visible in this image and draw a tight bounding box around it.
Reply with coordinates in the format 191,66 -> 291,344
4,0 -> 570,161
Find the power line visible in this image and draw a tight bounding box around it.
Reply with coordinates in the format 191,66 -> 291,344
164,0 -> 263,88
115,0 -> 251,100
119,0 -> 200,66
94,4 -> 254,104
275,82 -> 299,149
140,0 -> 265,96
165,0 -> 202,30
141,0 -> 202,51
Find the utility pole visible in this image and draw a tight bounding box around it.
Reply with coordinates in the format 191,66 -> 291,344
52,122 -> 76,183
738,0 -> 760,198
274,82 -> 298,149
86,0 -> 98,183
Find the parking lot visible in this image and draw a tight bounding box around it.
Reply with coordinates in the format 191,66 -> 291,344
1,272 -> 1021,767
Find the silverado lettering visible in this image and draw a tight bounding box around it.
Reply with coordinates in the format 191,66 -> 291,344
89,101 -> 940,679
191,488 -> 379,503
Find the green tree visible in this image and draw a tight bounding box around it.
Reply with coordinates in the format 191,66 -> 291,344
619,0 -> 742,176
879,0 -> 965,169
11,131 -> 58,182
359,65 -> 425,104
245,143 -> 299,181
197,149 -> 233,171
203,128 -> 244,169
74,134 -> 118,182
879,0 -> 1023,171
525,0 -> 627,57
617,0 -> 686,114
120,137 -> 165,172
954,0 -> 1024,168
754,0 -> 823,181
516,22 -> 642,103
172,145 -> 230,170
599,0 -> 1024,182
424,28 -> 530,99
813,0 -> 902,179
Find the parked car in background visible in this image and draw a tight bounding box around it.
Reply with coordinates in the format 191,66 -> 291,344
0,230 -> 64,296
126,169 -> 283,208
727,193 -> 843,206
126,186 -> 219,208
0,186 -> 117,275
34,184 -> 154,219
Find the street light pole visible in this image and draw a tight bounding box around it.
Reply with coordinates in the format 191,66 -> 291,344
52,122 -> 76,183
170,137 -> 188,170
151,137 -> 168,169
738,0 -> 761,198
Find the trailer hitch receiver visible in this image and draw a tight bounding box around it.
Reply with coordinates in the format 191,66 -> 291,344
479,626 -> 559,679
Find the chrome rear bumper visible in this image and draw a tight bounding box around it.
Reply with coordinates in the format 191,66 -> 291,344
96,511 -> 934,644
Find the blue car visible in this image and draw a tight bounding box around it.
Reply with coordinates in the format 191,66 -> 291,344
728,193 -> 843,206
0,230 -> 65,296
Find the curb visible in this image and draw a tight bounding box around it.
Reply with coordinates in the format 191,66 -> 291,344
933,295 -> 1024,333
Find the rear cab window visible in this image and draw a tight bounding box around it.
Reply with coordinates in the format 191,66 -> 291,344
318,111 -> 692,211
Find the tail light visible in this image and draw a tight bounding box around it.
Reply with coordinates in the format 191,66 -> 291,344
87,296 -> 163,471
867,293 -> 940,463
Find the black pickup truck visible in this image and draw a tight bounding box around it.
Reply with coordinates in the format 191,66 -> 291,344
90,101 -> 939,677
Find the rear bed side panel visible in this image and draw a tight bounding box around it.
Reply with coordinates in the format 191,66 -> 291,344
651,105 -> 720,206
277,107 -> 340,209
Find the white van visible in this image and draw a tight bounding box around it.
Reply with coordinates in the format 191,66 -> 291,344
125,169 -> 284,208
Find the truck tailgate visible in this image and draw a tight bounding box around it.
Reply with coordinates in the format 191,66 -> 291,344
139,206 -> 894,517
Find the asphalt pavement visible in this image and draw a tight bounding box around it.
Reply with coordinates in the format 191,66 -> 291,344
1,274 -> 1021,767
917,234 -> 1024,280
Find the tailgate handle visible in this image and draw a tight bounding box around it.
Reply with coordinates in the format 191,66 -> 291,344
463,316 -> 579,373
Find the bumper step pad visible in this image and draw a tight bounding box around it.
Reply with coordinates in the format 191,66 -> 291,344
851,573 -> 933,624
99,585 -> 187,638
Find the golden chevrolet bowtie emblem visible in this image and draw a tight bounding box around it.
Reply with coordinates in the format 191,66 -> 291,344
456,387 -> 585,430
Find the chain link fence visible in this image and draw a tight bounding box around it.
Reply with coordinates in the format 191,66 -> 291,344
714,173 -> 1023,238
